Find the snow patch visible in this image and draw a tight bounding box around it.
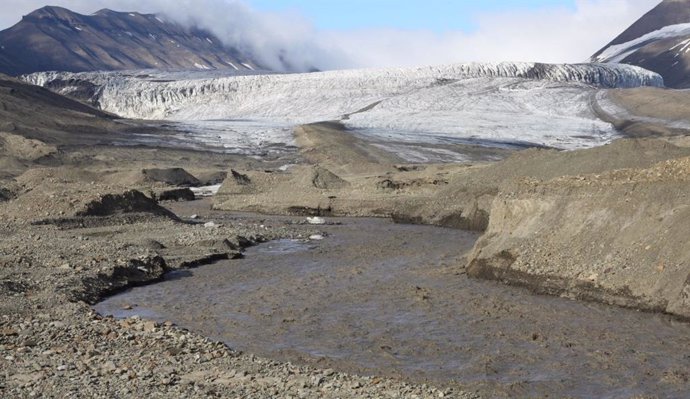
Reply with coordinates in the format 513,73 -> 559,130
241,63 -> 255,71
595,23 -> 690,63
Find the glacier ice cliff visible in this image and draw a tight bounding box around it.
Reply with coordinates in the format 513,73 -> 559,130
25,62 -> 664,154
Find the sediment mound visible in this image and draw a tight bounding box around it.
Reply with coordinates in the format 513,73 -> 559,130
76,190 -> 177,219
0,132 -> 57,161
393,139 -> 690,230
467,157 -> 690,318
141,168 -> 200,187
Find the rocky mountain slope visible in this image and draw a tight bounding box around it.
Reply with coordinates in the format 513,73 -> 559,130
0,6 -> 262,76
592,0 -> 690,88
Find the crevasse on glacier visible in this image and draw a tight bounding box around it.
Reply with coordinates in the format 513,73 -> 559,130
24,62 -> 663,121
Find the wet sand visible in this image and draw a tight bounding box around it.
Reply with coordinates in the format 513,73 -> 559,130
96,214 -> 690,399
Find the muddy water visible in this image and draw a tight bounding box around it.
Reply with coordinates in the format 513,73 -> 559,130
95,217 -> 690,398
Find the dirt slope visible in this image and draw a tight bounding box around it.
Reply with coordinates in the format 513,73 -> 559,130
467,157 -> 690,318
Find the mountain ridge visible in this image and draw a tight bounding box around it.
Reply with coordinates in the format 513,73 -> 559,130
592,0 -> 690,88
0,6 -> 264,76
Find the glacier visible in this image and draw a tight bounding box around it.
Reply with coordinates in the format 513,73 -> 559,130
25,62 -> 664,160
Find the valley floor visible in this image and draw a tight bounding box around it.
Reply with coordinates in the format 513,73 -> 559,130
1,83 -> 690,397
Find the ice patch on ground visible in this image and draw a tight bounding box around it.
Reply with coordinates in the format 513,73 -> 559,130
190,185 -> 222,197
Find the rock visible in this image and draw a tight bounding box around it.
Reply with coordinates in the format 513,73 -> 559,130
230,170 -> 251,186
204,222 -> 218,228
197,171 -> 228,186
311,166 -> 349,190
101,360 -> 117,373
0,327 -> 18,336
190,214 -> 199,219
9,372 -> 45,385
194,239 -> 238,251
142,168 -> 201,187
76,190 -> 178,220
156,188 -> 195,202
143,321 -> 156,332
137,239 -> 166,250
0,187 -> 12,201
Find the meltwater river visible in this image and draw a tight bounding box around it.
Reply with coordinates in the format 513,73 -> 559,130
95,214 -> 690,398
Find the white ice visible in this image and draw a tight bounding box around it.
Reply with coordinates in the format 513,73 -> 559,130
24,62 -> 663,159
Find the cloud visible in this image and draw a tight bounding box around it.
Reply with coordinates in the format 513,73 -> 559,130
0,0 -> 661,70
319,0 -> 661,68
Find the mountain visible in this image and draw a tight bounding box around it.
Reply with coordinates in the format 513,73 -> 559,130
0,6 -> 263,76
592,0 -> 690,88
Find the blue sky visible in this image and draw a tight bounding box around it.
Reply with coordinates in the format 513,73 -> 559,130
1,0 -> 660,69
247,0 -> 577,32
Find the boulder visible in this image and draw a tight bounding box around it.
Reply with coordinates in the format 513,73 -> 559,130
76,190 -> 178,219
156,188 -> 195,202
141,168 -> 200,187
311,166 -> 349,189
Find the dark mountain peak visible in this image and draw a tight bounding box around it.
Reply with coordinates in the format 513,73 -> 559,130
0,6 -> 265,76
25,5 -> 79,20
592,0 -> 690,88
605,0 -> 690,47
94,9 -> 147,18
93,9 -> 118,16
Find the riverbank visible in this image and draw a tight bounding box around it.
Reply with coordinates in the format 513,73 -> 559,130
0,193 -> 465,398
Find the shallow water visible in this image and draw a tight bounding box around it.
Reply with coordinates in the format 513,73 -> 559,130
96,217 -> 690,398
